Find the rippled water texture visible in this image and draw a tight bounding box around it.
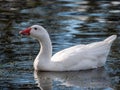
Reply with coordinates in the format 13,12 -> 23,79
0,0 -> 120,90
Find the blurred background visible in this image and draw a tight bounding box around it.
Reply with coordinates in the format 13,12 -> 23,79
0,0 -> 120,90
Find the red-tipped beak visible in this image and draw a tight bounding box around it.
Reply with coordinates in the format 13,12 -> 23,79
19,28 -> 31,35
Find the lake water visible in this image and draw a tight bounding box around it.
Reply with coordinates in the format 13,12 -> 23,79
0,0 -> 120,90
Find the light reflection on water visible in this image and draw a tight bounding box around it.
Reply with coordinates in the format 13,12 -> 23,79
34,68 -> 112,90
0,0 -> 120,90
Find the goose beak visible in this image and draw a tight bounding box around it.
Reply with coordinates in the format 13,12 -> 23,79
19,28 -> 31,35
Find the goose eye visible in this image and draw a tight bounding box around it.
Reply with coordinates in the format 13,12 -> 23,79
34,27 -> 37,30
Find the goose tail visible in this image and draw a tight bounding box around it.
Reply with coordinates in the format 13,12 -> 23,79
104,35 -> 117,44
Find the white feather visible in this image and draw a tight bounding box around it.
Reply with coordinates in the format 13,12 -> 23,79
51,35 -> 117,71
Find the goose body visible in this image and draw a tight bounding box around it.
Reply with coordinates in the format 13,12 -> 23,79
19,25 -> 117,71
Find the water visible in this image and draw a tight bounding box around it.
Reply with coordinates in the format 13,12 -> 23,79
0,0 -> 120,90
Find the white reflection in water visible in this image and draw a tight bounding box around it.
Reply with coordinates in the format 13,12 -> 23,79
34,68 -> 113,90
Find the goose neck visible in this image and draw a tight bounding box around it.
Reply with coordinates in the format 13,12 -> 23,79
38,35 -> 52,59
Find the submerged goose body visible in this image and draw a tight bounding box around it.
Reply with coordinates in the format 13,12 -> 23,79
19,25 -> 117,71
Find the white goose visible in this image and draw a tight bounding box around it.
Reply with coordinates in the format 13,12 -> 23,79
19,25 -> 117,71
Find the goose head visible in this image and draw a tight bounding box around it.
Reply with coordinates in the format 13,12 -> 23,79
19,25 -> 48,40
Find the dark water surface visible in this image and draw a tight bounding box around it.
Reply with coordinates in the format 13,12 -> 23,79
0,0 -> 120,90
